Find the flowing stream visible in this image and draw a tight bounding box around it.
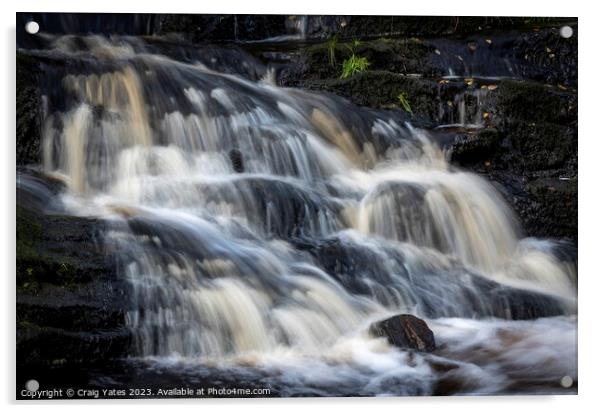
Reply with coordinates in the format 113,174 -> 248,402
27,34 -> 577,395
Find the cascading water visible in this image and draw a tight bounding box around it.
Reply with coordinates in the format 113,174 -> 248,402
26,34 -> 576,395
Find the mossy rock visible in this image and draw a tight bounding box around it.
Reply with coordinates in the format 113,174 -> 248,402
16,205 -> 79,288
524,178 -> 578,240
300,38 -> 437,81
493,80 -> 576,125
505,121 -> 576,171
305,71 -> 439,123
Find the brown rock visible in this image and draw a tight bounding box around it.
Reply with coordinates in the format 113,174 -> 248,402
369,314 -> 436,352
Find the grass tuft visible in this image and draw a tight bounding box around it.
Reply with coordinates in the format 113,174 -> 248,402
341,55 -> 370,78
397,92 -> 413,114
326,35 -> 338,67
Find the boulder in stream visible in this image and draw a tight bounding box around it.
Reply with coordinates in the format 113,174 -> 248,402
369,314 -> 436,352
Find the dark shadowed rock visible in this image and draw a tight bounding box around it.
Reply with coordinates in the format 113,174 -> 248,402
17,53 -> 42,166
16,172 -> 132,367
450,129 -> 502,167
369,314 -> 436,352
229,148 -> 245,173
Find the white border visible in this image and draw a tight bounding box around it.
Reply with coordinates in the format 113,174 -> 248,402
2,1 -> 598,412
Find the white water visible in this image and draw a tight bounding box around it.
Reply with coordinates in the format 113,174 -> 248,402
31,34 -> 576,395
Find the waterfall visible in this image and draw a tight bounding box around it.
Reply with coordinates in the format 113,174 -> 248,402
26,34 -> 576,394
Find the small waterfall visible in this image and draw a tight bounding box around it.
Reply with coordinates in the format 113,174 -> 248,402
436,84 -> 490,129
26,34 -> 576,392
286,15 -> 308,39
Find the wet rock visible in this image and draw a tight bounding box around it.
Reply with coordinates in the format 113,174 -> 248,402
505,176 -> 578,241
299,234 -> 569,319
361,181 -> 446,249
450,128 -> 502,167
290,16 -> 576,41
17,53 -> 42,166
216,177 -> 342,239
471,274 -> 571,320
493,80 -> 576,125
279,26 -> 577,88
446,79 -> 577,241
16,168 -> 66,212
229,148 -> 245,173
512,27 -> 578,87
505,121 -> 576,171
369,314 -> 436,352
157,14 -> 286,42
337,16 -> 575,39
17,325 -> 131,367
127,177 -> 343,241
290,39 -> 437,83
17,172 -> 132,366
451,123 -> 576,175
430,363 -> 477,395
301,71 -> 439,125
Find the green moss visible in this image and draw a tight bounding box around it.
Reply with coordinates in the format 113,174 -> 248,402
16,206 -> 42,259
309,71 -> 439,121
16,207 -> 82,289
